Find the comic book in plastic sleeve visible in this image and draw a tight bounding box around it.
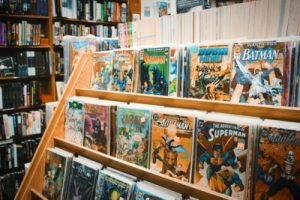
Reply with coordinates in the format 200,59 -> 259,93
169,46 -> 181,97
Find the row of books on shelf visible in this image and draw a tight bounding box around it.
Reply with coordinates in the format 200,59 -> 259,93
0,0 -> 48,16
0,170 -> 24,200
63,96 -> 300,200
43,148 -> 184,200
0,50 -> 50,77
0,81 -> 41,109
0,109 -> 45,140
90,37 -> 300,107
53,0 -> 128,23
0,21 -> 43,46
0,136 -> 41,173
53,21 -> 118,45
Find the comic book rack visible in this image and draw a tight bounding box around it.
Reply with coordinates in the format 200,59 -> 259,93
15,52 -> 300,200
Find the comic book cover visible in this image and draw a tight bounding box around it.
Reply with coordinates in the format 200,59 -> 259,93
111,49 -> 135,92
64,98 -> 85,145
66,158 -> 99,200
230,41 -> 291,106
90,51 -> 113,91
83,102 -> 110,154
194,119 -> 251,200
189,45 -> 231,101
150,112 -> 195,182
115,106 -> 151,168
139,47 -> 170,96
42,149 -> 70,200
253,120 -> 300,200
94,170 -> 134,200
182,46 -> 191,97
168,47 -> 181,97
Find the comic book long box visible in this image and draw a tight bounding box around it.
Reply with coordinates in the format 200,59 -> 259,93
150,112 -> 195,182
83,103 -> 110,154
254,126 -> 300,200
189,45 -> 231,101
138,47 -> 170,96
194,120 -> 250,200
115,107 -> 151,168
230,41 -> 291,106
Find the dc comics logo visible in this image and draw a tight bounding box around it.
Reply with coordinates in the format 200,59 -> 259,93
153,114 -> 159,121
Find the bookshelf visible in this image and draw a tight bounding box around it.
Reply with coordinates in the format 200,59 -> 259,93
15,52 -> 300,200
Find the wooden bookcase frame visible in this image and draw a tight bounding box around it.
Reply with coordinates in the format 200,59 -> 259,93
15,51 -> 300,200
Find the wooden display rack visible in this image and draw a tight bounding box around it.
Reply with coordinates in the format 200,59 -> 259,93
16,53 -> 300,200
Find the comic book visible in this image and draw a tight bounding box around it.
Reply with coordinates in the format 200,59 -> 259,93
94,169 -> 135,200
194,113 -> 261,200
253,120 -> 300,200
64,98 -> 85,145
111,49 -> 135,92
169,46 -> 181,97
230,41 -> 292,106
115,106 -> 151,168
42,148 -> 73,200
150,111 -> 195,182
83,102 -> 110,154
133,181 -> 181,200
188,44 -> 231,101
182,46 -> 191,97
66,157 -> 100,200
90,51 -> 113,91
138,47 -> 170,96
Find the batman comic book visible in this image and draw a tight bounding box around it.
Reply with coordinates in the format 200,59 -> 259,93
150,112 -> 195,182
111,49 -> 135,92
42,149 -> 71,200
64,98 -> 85,145
83,102 -> 110,154
188,45 -> 231,101
90,51 -> 113,91
66,158 -> 99,200
253,120 -> 300,200
194,119 -> 251,200
115,106 -> 151,168
230,41 -> 291,106
139,47 -> 170,96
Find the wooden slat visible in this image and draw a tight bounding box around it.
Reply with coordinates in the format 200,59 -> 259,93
31,189 -> 48,200
54,137 -> 227,200
75,89 -> 300,122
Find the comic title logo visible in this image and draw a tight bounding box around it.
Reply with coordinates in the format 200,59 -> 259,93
144,54 -> 166,64
261,129 -> 300,146
241,47 -> 280,63
199,48 -> 228,63
207,123 -> 246,142
122,114 -> 147,127
97,55 -> 111,62
155,119 -> 192,131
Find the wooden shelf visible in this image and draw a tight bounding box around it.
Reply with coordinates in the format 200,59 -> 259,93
0,104 -> 45,114
75,89 -> 300,123
54,137 -> 227,200
0,45 -> 50,49
0,75 -> 51,82
0,14 -> 49,20
53,17 -> 119,26
1,133 -> 42,144
0,166 -> 25,176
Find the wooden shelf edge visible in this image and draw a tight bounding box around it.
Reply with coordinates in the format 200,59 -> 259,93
0,14 -> 49,20
0,45 -> 50,49
52,17 -> 119,25
31,188 -> 48,200
54,137 -> 227,200
0,75 -> 51,82
0,104 -> 45,114
75,89 -> 300,122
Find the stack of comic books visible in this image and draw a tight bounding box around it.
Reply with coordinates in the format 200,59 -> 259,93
115,105 -> 151,168
65,156 -> 102,200
137,46 -> 181,96
253,119 -> 300,200
94,168 -> 136,200
193,112 -> 262,200
149,107 -> 204,183
133,181 -> 182,200
42,148 -> 73,200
